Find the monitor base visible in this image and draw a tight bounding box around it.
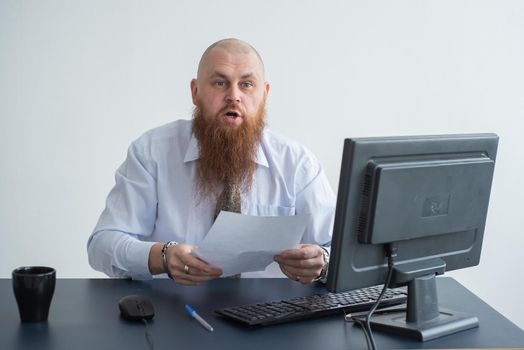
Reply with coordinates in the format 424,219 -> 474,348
370,308 -> 479,341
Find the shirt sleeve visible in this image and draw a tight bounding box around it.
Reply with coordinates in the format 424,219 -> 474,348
294,151 -> 336,251
87,140 -> 158,279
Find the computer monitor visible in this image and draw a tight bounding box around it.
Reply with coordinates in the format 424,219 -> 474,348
326,133 -> 498,341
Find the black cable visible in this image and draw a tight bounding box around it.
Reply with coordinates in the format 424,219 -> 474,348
351,317 -> 373,349
348,243 -> 398,350
142,318 -> 155,350
364,261 -> 394,349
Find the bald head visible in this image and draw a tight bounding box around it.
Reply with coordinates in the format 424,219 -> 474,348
197,38 -> 265,79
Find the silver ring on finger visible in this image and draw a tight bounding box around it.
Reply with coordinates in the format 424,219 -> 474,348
295,276 -> 300,282
183,264 -> 190,274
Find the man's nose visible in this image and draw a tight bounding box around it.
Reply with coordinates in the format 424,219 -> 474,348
225,85 -> 241,104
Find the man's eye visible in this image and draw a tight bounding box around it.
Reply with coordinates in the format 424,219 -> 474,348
214,81 -> 226,87
240,82 -> 253,89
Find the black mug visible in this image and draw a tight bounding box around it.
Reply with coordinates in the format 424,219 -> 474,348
12,266 -> 56,322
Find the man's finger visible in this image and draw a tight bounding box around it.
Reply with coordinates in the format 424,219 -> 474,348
279,265 -> 317,284
279,266 -> 298,282
176,252 -> 222,275
275,257 -> 321,269
279,264 -> 319,279
276,246 -> 320,260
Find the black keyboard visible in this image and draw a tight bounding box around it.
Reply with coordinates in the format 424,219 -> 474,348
215,285 -> 407,326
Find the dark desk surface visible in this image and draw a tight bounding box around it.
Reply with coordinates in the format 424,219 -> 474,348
1,277 -> 523,349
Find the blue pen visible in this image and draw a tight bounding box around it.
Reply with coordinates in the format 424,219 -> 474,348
185,305 -> 214,332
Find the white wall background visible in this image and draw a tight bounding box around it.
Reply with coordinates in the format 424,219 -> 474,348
1,0 -> 523,330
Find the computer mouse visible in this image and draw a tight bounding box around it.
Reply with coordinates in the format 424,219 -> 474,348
118,295 -> 155,321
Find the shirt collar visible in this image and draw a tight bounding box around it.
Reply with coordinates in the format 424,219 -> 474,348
184,132 -> 269,168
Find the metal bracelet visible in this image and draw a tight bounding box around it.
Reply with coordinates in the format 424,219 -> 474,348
161,241 -> 178,279
312,246 -> 330,282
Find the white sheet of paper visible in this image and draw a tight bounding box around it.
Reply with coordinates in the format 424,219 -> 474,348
193,211 -> 308,276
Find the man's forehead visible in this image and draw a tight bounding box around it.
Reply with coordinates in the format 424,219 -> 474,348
197,39 -> 265,79
200,49 -> 264,79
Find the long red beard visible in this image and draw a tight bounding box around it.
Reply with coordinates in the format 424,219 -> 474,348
192,101 -> 266,199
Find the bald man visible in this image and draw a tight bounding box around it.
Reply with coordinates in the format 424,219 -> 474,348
87,39 -> 336,285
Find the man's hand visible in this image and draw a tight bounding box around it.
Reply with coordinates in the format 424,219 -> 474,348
165,244 -> 223,285
274,244 -> 326,284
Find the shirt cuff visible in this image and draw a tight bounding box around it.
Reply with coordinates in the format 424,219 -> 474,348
119,238 -> 156,280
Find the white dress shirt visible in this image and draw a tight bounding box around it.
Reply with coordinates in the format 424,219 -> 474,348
87,119 -> 336,279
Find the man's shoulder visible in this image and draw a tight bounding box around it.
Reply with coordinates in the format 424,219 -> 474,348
262,129 -> 319,167
132,119 -> 192,147
263,129 -> 312,156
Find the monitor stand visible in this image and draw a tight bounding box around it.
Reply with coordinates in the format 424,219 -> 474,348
370,261 -> 479,341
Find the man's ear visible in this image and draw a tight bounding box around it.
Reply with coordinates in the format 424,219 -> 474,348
190,79 -> 198,105
264,82 -> 270,96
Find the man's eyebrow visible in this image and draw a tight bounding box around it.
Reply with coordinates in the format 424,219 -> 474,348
240,73 -> 256,80
209,71 -> 258,80
209,72 -> 229,79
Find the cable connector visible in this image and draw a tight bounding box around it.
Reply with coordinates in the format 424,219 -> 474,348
386,243 -> 398,267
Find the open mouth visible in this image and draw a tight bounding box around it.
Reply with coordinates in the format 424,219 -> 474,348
223,110 -> 241,122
